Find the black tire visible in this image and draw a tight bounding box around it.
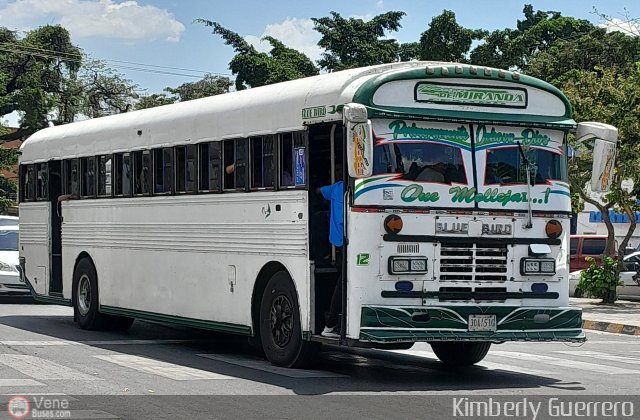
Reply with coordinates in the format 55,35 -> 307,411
73,258 -> 109,331
430,342 -> 491,366
259,271 -> 319,367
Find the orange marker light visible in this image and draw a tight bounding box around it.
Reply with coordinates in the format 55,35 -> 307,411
545,220 -> 563,239
384,214 -> 403,234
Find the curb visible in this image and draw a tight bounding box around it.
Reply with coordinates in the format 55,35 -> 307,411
582,320 -> 640,336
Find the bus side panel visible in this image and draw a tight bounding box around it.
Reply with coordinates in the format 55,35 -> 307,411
19,202 -> 51,296
60,191 -> 310,332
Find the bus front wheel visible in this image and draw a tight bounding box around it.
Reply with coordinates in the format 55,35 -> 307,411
259,271 -> 319,368
430,342 -> 491,366
73,258 -> 109,331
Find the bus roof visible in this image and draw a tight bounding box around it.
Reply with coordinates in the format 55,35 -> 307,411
20,61 -> 574,163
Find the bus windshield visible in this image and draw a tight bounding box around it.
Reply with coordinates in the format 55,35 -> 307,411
484,146 -> 567,185
372,141 -> 467,184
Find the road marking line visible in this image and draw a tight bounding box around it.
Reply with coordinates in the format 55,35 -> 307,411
198,354 -> 347,378
81,339 -> 205,345
477,361 -> 553,376
391,349 -> 553,376
0,355 -> 99,380
94,355 -> 235,381
491,351 -> 640,375
0,341 -> 72,346
555,350 -> 640,365
0,410 -> 118,420
0,379 -> 45,387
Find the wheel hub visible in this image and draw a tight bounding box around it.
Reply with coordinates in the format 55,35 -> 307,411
270,295 -> 293,348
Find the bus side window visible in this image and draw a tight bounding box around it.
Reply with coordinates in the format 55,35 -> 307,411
235,138 -> 248,191
153,148 -> 173,194
199,142 -> 221,192
223,140 -> 235,190
175,145 -> 197,194
122,153 -> 132,197
22,164 -> 36,202
81,157 -> 96,198
62,159 -> 80,198
97,155 -> 112,197
280,133 -> 294,188
251,136 -> 275,190
36,163 -> 48,200
133,150 -> 151,196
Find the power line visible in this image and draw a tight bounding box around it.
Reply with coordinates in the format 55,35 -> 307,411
0,42 -> 233,79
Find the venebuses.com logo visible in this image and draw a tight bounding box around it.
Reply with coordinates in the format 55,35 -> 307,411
7,396 -> 30,419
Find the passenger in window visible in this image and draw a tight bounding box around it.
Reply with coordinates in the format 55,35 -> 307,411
225,164 -> 235,174
282,158 -> 293,186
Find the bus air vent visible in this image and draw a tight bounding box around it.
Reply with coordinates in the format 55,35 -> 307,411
397,243 -> 419,254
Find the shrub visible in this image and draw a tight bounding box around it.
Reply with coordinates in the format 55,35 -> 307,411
577,256 -> 621,304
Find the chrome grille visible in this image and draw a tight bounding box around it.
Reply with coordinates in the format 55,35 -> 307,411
438,242 -> 508,281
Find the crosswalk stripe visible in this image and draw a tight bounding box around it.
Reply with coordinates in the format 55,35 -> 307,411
0,355 -> 99,380
555,350 -> 640,365
0,410 -> 117,420
198,354 -> 347,378
477,361 -> 553,376
491,351 -> 640,375
391,349 -> 553,376
0,341 -> 72,346
94,355 -> 235,381
0,379 -> 45,387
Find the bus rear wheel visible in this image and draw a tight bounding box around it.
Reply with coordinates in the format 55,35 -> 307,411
73,258 -> 108,331
430,342 -> 491,366
259,271 -> 319,368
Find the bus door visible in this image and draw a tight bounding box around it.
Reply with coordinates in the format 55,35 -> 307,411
48,160 -> 63,295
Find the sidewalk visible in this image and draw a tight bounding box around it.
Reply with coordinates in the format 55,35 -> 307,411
571,297 -> 640,336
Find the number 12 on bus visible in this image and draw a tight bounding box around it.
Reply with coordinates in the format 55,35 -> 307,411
18,62 -> 617,367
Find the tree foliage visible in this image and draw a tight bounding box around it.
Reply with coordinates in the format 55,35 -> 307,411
562,65 -> 640,269
418,10 -> 486,62
312,11 -> 407,71
197,20 -> 318,90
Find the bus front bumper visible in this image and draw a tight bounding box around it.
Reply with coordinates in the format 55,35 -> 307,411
359,305 -> 585,343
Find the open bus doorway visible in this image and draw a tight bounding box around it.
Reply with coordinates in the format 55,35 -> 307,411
307,123 -> 344,335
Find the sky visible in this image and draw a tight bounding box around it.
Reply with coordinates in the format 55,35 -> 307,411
0,0 -> 639,125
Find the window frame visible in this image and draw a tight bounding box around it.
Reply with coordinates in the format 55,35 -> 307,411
250,135 -> 276,191
152,147 -> 174,195
198,142 -> 222,193
279,132 -> 308,190
133,150 -> 152,197
174,144 -> 198,194
96,154 -> 113,198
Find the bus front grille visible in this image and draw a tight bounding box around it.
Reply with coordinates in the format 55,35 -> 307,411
438,242 -> 508,282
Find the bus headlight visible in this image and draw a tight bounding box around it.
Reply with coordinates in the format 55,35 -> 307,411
521,258 -> 555,275
389,257 -> 428,275
0,262 -> 18,272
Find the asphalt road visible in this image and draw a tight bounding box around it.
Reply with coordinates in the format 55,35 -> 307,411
1,297 -> 639,419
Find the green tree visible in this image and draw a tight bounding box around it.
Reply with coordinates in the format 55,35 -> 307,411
165,74 -> 232,101
134,93 -> 176,110
312,11 -> 406,71
418,10 -> 486,62
470,4 -> 595,74
561,65 -> 640,303
0,25 -> 82,141
196,20 -> 318,90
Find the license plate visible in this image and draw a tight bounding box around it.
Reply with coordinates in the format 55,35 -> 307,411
468,315 -> 496,332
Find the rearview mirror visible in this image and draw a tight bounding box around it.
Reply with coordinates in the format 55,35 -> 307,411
344,103 -> 373,178
575,122 -> 618,193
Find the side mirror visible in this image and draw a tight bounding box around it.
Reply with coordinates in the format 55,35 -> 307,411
344,103 -> 373,178
575,122 -> 618,193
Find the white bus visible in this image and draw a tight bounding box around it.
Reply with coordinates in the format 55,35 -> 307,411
18,62 -> 617,367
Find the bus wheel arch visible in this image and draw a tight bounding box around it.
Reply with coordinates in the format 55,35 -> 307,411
254,264 -> 319,367
72,253 -> 107,330
71,252 -> 134,331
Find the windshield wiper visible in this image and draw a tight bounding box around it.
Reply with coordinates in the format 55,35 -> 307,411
517,141 -> 533,229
